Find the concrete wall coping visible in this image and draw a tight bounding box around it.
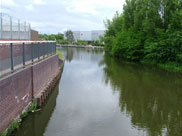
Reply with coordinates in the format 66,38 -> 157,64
0,41 -> 56,46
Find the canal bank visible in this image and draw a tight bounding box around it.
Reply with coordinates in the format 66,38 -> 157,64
0,47 -> 65,135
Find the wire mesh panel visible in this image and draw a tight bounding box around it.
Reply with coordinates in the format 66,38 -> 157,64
0,13 -> 31,40
25,43 -> 31,65
33,43 -> 39,60
39,43 -> 44,58
13,44 -> 23,69
0,42 -> 56,78
0,44 -> 11,77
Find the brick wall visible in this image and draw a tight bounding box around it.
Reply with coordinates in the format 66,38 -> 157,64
0,66 -> 32,131
31,30 -> 40,41
0,54 -> 59,132
33,55 -> 59,97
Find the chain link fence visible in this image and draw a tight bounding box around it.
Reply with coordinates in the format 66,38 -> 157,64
0,41 -> 56,78
0,13 -> 31,40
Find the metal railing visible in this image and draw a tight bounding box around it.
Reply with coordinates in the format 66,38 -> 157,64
0,41 -> 56,78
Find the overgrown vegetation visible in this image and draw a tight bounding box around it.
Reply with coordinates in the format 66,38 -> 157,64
39,33 -> 68,44
104,0 -> 182,71
56,50 -> 64,60
0,103 -> 37,136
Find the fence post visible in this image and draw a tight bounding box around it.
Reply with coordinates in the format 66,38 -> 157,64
55,42 -> 56,54
43,42 -> 45,58
18,19 -> 20,40
1,13 -> 3,39
47,42 -> 49,57
24,22 -> 26,40
52,42 -> 53,55
47,42 -> 49,56
10,43 -> 14,72
31,43 -> 34,65
10,16 -> 13,40
28,24 -> 31,40
38,42 -> 40,61
22,43 -> 25,67
51,42 -> 52,55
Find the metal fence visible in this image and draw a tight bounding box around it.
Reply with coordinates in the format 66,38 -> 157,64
0,13 -> 31,40
0,41 -> 56,78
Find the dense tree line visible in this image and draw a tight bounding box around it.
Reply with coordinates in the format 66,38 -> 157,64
104,0 -> 182,69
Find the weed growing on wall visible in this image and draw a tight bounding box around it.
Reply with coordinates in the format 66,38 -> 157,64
0,103 -> 37,136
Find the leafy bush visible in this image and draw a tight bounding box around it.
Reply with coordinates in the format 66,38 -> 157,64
75,40 -> 88,45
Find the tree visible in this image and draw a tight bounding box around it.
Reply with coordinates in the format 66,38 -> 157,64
38,33 -> 68,44
65,30 -> 74,44
104,0 -> 182,69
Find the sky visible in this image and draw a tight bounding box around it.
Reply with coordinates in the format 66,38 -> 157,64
1,0 -> 125,34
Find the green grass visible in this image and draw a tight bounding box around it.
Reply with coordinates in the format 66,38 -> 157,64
0,131 -> 6,136
56,50 -> 64,60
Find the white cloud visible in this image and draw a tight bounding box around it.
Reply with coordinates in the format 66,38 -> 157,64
1,0 -> 125,33
33,0 -> 46,5
64,0 -> 124,16
2,0 -> 19,7
25,4 -> 34,11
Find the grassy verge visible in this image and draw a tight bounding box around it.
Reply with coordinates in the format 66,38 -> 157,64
0,103 -> 37,136
56,50 -> 64,60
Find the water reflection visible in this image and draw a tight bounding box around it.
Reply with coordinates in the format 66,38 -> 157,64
101,55 -> 182,136
61,47 -> 104,63
15,47 -> 182,136
15,84 -> 59,136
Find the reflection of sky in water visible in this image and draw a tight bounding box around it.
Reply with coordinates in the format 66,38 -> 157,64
15,47 -> 182,136
44,47 -> 146,136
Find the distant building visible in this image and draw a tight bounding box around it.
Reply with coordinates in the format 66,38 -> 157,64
30,29 -> 43,41
64,30 -> 105,42
91,30 -> 105,41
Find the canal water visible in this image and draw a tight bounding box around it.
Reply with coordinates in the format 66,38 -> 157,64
15,47 -> 182,136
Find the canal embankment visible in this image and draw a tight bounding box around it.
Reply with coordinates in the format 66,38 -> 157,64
0,41 -> 65,134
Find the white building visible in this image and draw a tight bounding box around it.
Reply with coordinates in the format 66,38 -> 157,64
91,30 -> 105,41
64,30 -> 105,42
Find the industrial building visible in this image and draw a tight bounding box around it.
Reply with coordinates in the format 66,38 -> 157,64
64,30 -> 105,42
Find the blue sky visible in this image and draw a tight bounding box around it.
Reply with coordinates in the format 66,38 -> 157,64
1,0 -> 125,34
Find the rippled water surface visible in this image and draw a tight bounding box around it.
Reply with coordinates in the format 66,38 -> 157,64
15,47 -> 182,136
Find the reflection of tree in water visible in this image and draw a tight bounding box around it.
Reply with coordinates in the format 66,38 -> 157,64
61,47 -> 104,63
100,55 -> 182,136
65,47 -> 74,62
